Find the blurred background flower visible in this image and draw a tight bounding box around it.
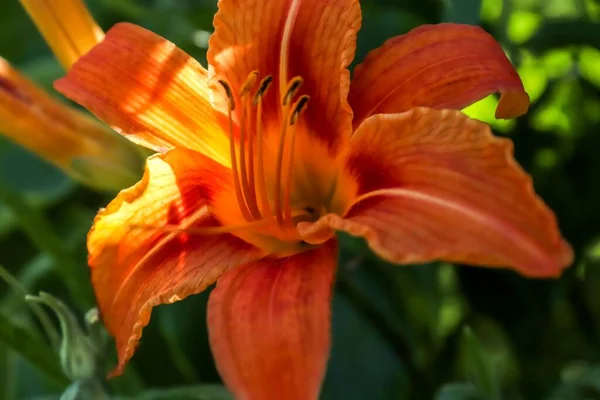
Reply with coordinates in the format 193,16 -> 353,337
0,0 -> 144,193
0,0 -> 599,399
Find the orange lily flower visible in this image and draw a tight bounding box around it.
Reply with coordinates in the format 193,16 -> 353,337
55,0 -> 572,398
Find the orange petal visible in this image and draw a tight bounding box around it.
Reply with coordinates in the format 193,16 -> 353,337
0,57 -> 142,191
348,23 -> 530,130
89,148 -> 263,377
208,0 -> 360,152
20,0 -> 104,69
55,23 -> 230,165
283,0 -> 360,152
207,240 -> 337,400
301,109 -> 572,277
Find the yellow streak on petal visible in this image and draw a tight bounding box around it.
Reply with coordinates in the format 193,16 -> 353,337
20,0 -> 104,70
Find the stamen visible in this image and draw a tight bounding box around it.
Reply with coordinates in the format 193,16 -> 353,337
245,94 -> 259,217
238,72 -> 261,219
218,80 -> 253,222
254,76 -> 274,218
218,79 -> 235,111
240,70 -> 259,96
275,77 -> 304,226
283,95 -> 310,224
283,76 -> 304,106
275,116 -> 289,225
290,95 -> 310,125
253,76 -> 273,105
274,111 -> 291,225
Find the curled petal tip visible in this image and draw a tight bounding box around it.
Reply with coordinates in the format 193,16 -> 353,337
495,90 -> 531,119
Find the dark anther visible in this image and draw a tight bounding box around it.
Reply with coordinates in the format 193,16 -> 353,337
283,76 -> 304,106
252,75 -> 273,105
290,95 -> 310,125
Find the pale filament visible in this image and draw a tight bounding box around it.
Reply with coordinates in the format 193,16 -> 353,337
254,76 -> 274,218
218,72 -> 309,234
283,95 -> 310,225
218,80 -> 253,222
238,71 -> 261,219
274,76 -> 304,226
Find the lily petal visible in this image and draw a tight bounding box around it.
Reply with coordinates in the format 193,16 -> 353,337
283,0 -> 360,152
348,23 -> 529,130
207,240 -> 337,400
89,148 -> 262,376
55,23 -> 230,165
20,0 -> 104,69
300,109 -> 572,277
208,0 -> 361,152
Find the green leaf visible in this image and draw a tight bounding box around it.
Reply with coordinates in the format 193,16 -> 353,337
442,0 -> 482,25
461,327 -> 500,400
525,20 -> 600,53
0,313 -> 68,388
355,5 -> 424,66
435,382 -> 483,400
549,363 -> 600,399
0,181 -> 92,306
0,139 -> 74,206
125,385 -> 233,400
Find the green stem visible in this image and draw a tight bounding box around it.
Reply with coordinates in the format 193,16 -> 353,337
0,265 -> 60,350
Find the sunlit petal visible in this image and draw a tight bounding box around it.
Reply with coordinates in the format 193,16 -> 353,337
55,23 -> 230,164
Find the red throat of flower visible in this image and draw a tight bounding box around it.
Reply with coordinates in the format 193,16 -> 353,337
133,71 -> 340,256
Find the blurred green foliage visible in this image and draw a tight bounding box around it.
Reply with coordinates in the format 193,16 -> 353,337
1,0 -> 599,399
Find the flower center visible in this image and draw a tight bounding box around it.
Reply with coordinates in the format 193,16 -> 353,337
210,71 -> 333,255
131,72 -> 353,256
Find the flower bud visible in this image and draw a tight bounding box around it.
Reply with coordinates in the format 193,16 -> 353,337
26,292 -> 101,381
19,0 -> 104,70
0,57 -> 144,192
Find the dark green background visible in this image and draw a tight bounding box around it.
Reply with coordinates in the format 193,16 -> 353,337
1,0 -> 600,399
